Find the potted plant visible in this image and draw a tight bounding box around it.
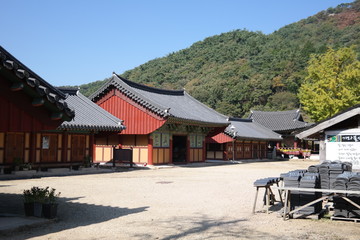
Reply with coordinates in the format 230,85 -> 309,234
42,188 -> 61,219
21,163 -> 32,171
13,157 -> 23,171
23,186 -> 49,217
83,155 -> 92,168
23,189 -> 35,216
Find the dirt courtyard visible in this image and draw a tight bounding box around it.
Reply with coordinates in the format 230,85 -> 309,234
1,160 -> 359,240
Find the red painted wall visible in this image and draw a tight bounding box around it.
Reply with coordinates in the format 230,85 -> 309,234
0,92 -> 61,132
96,89 -> 166,135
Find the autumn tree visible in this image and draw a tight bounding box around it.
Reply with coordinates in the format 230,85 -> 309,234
298,47 -> 360,122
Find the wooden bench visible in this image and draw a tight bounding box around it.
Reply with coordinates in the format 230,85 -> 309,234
33,162 -> 83,171
253,177 -> 283,214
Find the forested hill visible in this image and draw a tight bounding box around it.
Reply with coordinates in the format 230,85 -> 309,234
75,0 -> 360,118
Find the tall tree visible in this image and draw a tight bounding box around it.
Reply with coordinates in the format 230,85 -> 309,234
298,46 -> 360,122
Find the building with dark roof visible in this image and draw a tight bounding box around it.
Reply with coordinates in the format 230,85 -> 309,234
296,104 -> 360,169
0,46 -> 125,172
249,109 -> 309,133
207,118 -> 282,160
249,109 -> 312,151
90,73 -> 229,165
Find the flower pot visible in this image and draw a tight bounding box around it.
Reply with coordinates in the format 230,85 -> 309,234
24,202 -> 34,216
33,202 -> 43,217
42,203 -> 58,219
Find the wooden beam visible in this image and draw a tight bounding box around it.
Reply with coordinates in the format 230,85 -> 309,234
32,98 -> 45,107
10,82 -> 24,91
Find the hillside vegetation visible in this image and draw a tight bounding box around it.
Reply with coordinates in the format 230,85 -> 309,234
75,1 -> 360,118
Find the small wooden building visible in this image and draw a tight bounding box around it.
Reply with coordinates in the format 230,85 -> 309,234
90,73 -> 229,165
53,88 -> 125,168
207,118 -> 282,160
0,46 -> 125,172
296,104 -> 360,169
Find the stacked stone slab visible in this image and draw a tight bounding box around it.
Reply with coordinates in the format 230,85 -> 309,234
280,162 -> 358,218
298,172 -> 322,215
333,172 -> 352,218
319,162 -> 330,193
329,162 -> 344,188
282,170 -> 305,212
333,172 -> 360,218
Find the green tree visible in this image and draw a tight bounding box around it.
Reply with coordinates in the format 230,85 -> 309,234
298,46 -> 360,122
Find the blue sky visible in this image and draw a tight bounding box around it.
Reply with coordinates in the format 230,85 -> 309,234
1,0 -> 353,86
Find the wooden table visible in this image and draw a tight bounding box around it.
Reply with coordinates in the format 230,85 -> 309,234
272,186 -> 360,220
252,181 -> 283,214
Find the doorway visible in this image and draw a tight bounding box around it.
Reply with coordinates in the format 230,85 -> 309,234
172,135 -> 187,163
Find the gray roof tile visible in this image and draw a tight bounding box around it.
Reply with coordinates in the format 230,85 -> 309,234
58,88 -> 125,131
248,109 -> 310,132
225,118 -> 282,141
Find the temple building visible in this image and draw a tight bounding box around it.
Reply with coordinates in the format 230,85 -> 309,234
90,73 -> 229,165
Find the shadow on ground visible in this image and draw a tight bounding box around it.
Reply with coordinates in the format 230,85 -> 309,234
177,158 -> 289,169
130,214 -> 279,240
0,192 -> 148,239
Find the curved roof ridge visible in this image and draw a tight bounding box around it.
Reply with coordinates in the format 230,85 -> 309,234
251,109 -> 300,114
111,74 -> 169,116
116,74 -> 184,96
228,117 -> 252,122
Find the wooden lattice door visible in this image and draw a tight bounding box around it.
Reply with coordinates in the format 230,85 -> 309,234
5,133 -> 24,164
71,135 -> 86,162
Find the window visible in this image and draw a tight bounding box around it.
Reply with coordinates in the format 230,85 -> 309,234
153,133 -> 169,148
190,135 -> 203,148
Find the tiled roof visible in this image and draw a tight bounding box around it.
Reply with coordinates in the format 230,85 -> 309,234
248,109 -> 310,132
224,118 -> 282,141
90,73 -> 229,126
0,46 -> 75,121
58,88 -> 125,131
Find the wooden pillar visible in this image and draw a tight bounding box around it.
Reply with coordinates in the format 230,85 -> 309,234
319,133 -> 326,162
89,133 -> 95,163
30,132 -> 36,164
63,132 -> 68,162
169,137 -> 173,164
148,137 -> 153,165
186,136 -> 190,163
202,139 -> 206,162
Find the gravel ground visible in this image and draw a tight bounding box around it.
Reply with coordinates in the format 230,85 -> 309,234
0,160 -> 359,240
